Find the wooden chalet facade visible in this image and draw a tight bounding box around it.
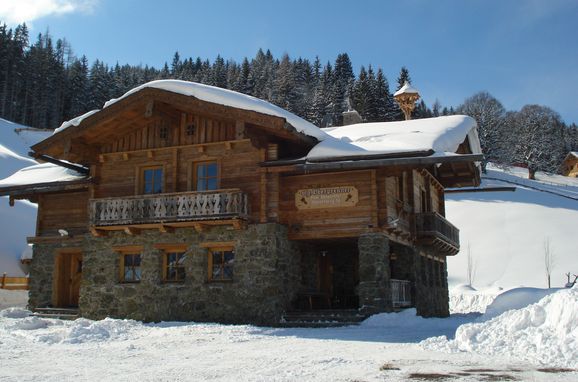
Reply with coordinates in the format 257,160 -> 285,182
0,81 -> 482,324
561,152 -> 578,177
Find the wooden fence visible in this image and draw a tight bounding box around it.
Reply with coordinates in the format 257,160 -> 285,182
1,273 -> 29,290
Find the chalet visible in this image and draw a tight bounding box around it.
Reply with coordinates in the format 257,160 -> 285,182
0,80 -> 482,325
560,152 -> 578,177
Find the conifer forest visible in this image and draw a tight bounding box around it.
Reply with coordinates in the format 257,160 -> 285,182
1,24 -> 577,174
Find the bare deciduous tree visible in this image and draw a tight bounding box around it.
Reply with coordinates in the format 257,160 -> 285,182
544,237 -> 556,288
466,243 -> 477,287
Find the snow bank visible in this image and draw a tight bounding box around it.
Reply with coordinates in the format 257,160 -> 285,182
310,115 -> 481,160
0,290 -> 28,310
483,287 -> 560,319
423,287 -> 578,367
449,285 -> 501,314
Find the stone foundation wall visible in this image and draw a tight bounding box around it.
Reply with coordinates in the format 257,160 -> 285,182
27,239 -> 84,309
31,224 -> 301,325
357,233 -> 392,314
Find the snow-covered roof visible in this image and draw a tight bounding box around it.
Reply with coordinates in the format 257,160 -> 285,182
54,80 -> 328,141
393,82 -> 419,97
0,162 -> 86,188
307,115 -> 481,161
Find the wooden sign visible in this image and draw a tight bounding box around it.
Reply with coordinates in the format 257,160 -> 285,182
295,186 -> 358,210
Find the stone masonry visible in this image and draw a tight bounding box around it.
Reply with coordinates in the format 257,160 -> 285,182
30,223 -> 302,325
357,233 -> 392,314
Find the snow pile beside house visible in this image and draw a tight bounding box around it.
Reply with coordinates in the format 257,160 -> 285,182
422,287 -> 578,368
0,290 -> 28,310
449,284 -> 502,314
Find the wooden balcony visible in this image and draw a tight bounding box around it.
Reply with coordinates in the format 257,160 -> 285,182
89,189 -> 248,234
415,212 -> 460,255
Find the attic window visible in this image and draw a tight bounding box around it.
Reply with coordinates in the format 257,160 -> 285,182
159,127 -> 168,140
186,124 -> 195,136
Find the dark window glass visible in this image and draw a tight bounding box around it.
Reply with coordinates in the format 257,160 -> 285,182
123,253 -> 141,283
210,249 -> 234,281
165,252 -> 186,282
195,162 -> 218,191
143,167 -> 163,194
186,124 -> 195,136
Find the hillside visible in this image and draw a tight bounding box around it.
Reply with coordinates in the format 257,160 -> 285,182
446,163 -> 578,289
0,119 -> 51,276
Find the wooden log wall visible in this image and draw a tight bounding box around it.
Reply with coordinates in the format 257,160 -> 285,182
95,140 -> 261,223
37,191 -> 89,236
100,113 -> 237,154
279,170 -> 374,240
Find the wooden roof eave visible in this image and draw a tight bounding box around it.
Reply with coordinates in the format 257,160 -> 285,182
262,153 -> 483,173
31,87 -> 319,158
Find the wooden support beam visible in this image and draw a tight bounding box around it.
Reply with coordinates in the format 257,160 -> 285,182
89,227 -> 107,237
159,224 -> 174,234
123,227 -> 140,236
192,222 -> 204,232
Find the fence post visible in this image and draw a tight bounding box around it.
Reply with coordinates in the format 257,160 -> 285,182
1,272 -> 6,289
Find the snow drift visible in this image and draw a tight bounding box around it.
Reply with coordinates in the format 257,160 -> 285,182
423,287 -> 578,368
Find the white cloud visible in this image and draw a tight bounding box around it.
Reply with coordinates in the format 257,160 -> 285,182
0,0 -> 97,26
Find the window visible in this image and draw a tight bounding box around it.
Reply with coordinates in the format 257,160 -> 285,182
164,251 -> 186,282
194,161 -> 218,191
208,247 -> 234,281
142,166 -> 163,194
186,124 -> 195,136
159,126 -> 168,139
120,253 -> 142,283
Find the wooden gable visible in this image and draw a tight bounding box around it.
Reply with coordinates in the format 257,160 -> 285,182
31,87 -> 316,164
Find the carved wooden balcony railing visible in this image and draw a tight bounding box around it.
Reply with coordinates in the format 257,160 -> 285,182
415,212 -> 460,255
89,189 -> 248,227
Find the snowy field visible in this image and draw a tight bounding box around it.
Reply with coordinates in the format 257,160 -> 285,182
1,286 -> 576,381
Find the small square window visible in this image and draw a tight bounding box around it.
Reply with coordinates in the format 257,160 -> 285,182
121,253 -> 142,283
186,124 -> 195,136
164,252 -> 186,282
208,247 -> 234,281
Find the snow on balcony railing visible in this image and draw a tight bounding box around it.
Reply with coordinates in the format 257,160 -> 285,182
89,189 -> 248,226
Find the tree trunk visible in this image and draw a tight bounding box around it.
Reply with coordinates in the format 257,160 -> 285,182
528,168 -> 536,180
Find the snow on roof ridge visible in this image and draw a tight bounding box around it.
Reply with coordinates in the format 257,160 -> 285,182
393,81 -> 419,97
308,115 -> 481,160
54,80 -> 328,141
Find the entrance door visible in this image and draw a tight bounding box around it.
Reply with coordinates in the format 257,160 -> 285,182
318,253 -> 333,296
55,251 -> 83,307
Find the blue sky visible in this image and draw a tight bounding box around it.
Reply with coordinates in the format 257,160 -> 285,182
2,0 -> 577,123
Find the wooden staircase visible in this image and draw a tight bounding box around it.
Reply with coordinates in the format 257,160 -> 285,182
279,309 -> 368,328
32,307 -> 79,320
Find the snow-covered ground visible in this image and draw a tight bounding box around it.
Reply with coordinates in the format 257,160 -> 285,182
0,286 -> 575,381
446,164 -> 578,289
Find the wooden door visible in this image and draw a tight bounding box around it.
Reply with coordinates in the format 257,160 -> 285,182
55,251 -> 83,307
